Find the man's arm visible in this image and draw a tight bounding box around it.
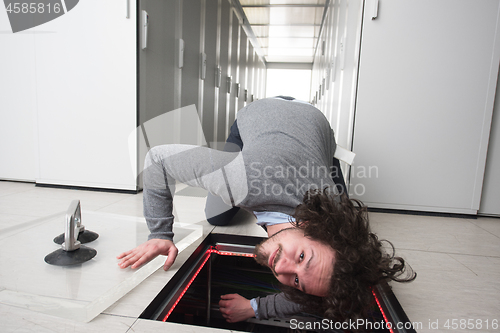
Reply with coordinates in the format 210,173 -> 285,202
253,292 -> 303,320
118,146 -> 179,270
117,239 -> 178,270
118,145 -> 245,270
219,293 -> 303,322
219,294 -> 255,323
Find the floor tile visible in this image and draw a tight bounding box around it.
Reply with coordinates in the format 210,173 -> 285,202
469,216 -> 500,238
0,181 -> 35,197
0,303 -> 136,333
369,212 -> 500,257
390,250 -> 500,333
104,223 -> 214,318
96,193 -> 144,217
0,213 -> 37,229
0,185 -> 133,217
173,195 -> 210,224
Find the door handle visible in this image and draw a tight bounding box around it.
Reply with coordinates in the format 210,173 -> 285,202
371,0 -> 379,20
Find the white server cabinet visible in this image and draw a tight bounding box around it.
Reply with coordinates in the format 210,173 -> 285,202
237,32 -> 248,111
0,0 -> 138,190
350,0 -> 500,214
479,75 -> 500,216
0,24 -> 37,182
228,9 -> 240,134
202,0 -> 219,145
216,0 -> 231,144
35,0 -> 138,190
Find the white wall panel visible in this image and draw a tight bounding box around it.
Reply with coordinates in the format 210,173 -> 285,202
351,0 -> 500,214
228,9 -> 240,128
479,74 -> 500,216
0,12 -> 37,181
237,32 -> 248,111
34,0 -> 137,190
216,0 -> 231,144
311,0 -> 364,188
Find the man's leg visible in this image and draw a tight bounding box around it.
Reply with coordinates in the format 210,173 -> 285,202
332,157 -> 348,197
205,194 -> 241,226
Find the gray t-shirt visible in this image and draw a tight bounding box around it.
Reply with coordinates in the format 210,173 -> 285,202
235,98 -> 338,215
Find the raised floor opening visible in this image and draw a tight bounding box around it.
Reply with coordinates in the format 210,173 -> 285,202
140,234 -> 416,333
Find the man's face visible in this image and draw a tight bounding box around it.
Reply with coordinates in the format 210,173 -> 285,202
254,227 -> 335,297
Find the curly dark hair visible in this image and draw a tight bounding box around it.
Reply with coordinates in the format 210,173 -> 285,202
282,188 -> 416,322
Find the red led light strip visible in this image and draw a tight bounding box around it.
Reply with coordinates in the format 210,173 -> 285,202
163,252 -> 392,331
162,247 -> 255,322
371,287 -> 395,333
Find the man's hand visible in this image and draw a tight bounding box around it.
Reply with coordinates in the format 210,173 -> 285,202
117,239 -> 178,271
219,294 -> 255,323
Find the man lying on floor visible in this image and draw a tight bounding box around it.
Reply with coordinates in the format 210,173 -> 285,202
117,97 -> 415,323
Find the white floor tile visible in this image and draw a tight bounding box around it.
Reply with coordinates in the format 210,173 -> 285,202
0,181 -> 35,197
369,212 -> 500,257
103,223 -> 214,318
391,249 -> 500,333
0,185 -> 133,217
0,303 -> 135,333
469,216 -> 500,238
0,213 -> 37,229
173,195 -> 209,224
96,192 -> 144,217
1,180 -> 499,332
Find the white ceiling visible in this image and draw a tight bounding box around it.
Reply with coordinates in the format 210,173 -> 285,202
238,0 -> 327,64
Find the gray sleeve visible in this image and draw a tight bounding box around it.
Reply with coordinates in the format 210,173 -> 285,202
142,147 -> 176,241
254,293 -> 303,320
143,145 -> 246,241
